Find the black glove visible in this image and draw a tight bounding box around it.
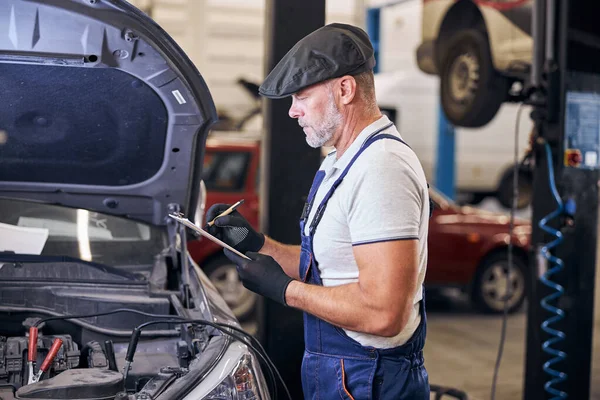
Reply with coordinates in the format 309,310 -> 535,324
223,249 -> 293,306
205,203 -> 265,253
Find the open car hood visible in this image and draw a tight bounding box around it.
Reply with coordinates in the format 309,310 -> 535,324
0,0 -> 217,226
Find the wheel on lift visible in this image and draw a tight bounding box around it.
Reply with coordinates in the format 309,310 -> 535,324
439,29 -> 509,127
471,252 -> 527,314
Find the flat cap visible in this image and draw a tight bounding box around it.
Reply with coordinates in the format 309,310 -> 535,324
259,23 -> 376,99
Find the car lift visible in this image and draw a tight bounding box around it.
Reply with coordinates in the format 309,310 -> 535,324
524,0 -> 600,399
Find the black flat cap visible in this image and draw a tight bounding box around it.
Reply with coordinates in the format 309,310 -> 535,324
259,23 -> 376,99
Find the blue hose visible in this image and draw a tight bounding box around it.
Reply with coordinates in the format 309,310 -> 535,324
538,142 -> 567,399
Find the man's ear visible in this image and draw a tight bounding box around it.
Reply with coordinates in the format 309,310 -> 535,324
338,75 -> 357,105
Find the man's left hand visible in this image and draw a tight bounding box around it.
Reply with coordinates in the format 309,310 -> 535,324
223,249 -> 293,306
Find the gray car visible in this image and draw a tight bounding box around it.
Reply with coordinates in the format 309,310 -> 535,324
0,1 -> 272,399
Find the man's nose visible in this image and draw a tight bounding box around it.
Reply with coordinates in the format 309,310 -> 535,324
289,101 -> 302,119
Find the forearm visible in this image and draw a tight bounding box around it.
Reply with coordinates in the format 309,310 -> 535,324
285,280 -> 412,337
259,236 -> 301,280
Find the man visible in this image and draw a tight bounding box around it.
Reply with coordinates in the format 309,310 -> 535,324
207,23 -> 430,399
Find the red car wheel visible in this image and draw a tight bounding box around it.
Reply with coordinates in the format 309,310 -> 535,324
472,252 -> 527,313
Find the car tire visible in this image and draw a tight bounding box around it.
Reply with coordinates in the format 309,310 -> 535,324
203,255 -> 258,321
439,29 -> 509,128
496,168 -> 533,210
471,252 -> 527,314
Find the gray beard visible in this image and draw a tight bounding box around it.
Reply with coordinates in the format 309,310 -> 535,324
304,97 -> 342,148
305,129 -> 333,148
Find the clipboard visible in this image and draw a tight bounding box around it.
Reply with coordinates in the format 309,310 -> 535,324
168,213 -> 251,260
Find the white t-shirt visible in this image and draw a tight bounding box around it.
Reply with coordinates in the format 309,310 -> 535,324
304,115 -> 429,349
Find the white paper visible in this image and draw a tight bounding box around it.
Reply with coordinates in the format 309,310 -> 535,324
0,221 -> 49,255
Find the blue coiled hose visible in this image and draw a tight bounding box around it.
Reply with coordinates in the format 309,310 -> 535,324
538,142 -> 567,399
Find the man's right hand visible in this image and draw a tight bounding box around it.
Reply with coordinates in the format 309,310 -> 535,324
205,203 -> 265,253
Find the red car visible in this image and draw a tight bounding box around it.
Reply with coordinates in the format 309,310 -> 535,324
189,134 -> 531,320
427,190 -> 531,313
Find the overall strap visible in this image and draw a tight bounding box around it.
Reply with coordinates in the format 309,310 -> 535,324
300,170 -> 326,224
300,123 -> 396,228
308,129 -> 410,236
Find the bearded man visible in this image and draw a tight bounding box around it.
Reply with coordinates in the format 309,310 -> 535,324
207,23 -> 431,399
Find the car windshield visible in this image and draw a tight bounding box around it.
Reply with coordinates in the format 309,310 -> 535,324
0,198 -> 167,268
202,150 -> 251,192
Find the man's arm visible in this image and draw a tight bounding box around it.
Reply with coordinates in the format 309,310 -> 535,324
285,239 -> 420,337
260,237 -> 302,280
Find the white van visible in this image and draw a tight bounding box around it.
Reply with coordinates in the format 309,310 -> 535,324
374,69 -> 533,208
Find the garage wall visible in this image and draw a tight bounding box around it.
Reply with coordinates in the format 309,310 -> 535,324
128,0 -> 363,120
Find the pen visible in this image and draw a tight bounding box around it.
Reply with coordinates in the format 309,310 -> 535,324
206,199 -> 245,228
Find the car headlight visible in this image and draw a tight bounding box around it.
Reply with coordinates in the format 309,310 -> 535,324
203,354 -> 269,400
181,341 -> 270,400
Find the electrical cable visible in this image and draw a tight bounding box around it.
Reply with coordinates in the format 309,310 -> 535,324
538,142 -> 568,399
213,327 -> 277,400
198,323 -> 279,399
487,105 -> 568,399
132,319 -> 288,400
216,322 -> 292,400
32,308 -> 285,398
33,308 -> 183,328
187,323 -> 277,399
490,103 -> 525,400
128,318 -> 292,400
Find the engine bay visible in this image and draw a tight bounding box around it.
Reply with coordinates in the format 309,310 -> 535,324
0,256 -> 230,400
0,310 -> 212,400
0,327 -> 199,400
0,304 -> 218,400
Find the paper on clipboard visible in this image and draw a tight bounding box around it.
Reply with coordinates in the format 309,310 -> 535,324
168,213 -> 251,260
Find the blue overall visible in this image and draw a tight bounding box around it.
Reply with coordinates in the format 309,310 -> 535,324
298,130 -> 430,400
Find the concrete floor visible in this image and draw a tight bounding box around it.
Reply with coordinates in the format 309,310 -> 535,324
424,199 -> 600,400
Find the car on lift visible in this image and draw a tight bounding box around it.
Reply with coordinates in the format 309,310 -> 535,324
416,0 -> 533,127
0,1 -> 270,399
191,136 -> 531,316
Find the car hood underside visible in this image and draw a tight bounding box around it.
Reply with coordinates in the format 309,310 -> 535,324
0,0 -> 217,226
